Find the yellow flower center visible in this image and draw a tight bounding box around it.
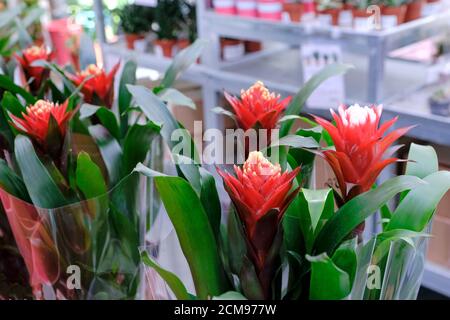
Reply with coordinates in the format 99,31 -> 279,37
241,81 -> 279,102
26,100 -> 57,116
24,46 -> 45,59
243,151 -> 281,177
80,64 -> 102,77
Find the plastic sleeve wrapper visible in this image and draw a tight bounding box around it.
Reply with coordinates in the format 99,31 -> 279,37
349,235 -> 428,300
0,170 -> 150,300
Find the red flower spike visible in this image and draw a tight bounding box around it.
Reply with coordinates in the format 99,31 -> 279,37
218,151 -> 300,298
313,104 -> 413,202
225,81 -> 291,132
68,63 -> 120,108
10,100 -> 73,149
14,46 -> 51,94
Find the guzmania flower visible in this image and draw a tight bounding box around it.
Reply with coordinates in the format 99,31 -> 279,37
313,104 -> 412,202
225,81 -> 291,132
68,63 -> 120,108
14,46 -> 51,94
9,100 -> 73,155
218,151 -> 300,298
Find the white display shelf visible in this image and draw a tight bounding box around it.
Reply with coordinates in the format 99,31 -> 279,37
423,262 -> 450,297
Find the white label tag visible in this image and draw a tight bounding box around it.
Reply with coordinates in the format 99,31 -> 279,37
134,0 -> 157,7
339,10 -> 352,27
353,17 -> 372,31
422,2 -> 442,16
317,14 -> 332,26
381,15 -> 397,29
223,43 -> 245,61
301,42 -> 345,108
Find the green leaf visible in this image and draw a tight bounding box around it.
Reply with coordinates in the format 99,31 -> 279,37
298,188 -> 334,254
14,135 -> 67,208
226,209 -> 248,276
199,167 -> 221,238
80,104 -> 121,141
314,175 -> 425,255
213,291 -> 247,300
32,61 -> 76,92
159,88 -> 196,109
137,166 -> 227,299
141,251 -> 191,300
88,125 -> 123,185
121,122 -> 160,177
212,106 -> 236,122
307,253 -> 351,300
0,75 -> 35,104
303,188 -> 334,232
76,152 -> 107,199
280,63 -> 353,137
127,85 -> 200,163
386,171 -> 450,232
118,60 -> 137,137
332,238 -> 358,285
270,134 -> 320,149
2,91 -> 25,117
405,143 -> 438,178
127,85 -> 202,190
0,159 -> 30,201
278,115 -> 317,127
160,39 -> 206,90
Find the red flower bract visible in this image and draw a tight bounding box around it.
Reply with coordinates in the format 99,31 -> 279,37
14,46 -> 51,93
10,100 -> 72,148
313,104 -> 412,201
225,81 -> 291,131
68,63 -> 120,108
218,152 -> 299,299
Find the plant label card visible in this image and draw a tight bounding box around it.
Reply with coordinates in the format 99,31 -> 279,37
339,9 -> 353,27
134,0 -> 157,7
317,14 -> 333,26
301,42 -> 345,108
353,17 -> 375,31
381,15 -> 397,29
223,43 -> 245,61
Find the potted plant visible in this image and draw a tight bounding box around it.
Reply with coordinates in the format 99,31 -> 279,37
381,0 -> 408,25
134,65 -> 450,301
154,0 -> 185,58
350,0 -> 374,26
405,0 -> 424,21
118,4 -> 153,50
282,0 -> 304,22
429,87 -> 450,116
316,0 -> 343,25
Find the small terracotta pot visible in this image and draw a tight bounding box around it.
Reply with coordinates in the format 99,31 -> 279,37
352,8 -> 372,19
177,39 -> 191,51
154,39 -> 177,58
405,0 -> 424,21
245,40 -> 262,53
125,33 -> 145,50
317,8 -> 341,26
282,2 -> 304,22
382,5 -> 407,25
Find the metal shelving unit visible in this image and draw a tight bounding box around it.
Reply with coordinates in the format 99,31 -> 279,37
94,0 -> 450,297
197,0 -> 450,128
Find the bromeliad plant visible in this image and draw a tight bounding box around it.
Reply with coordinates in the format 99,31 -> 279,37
0,39 -> 205,299
136,64 -> 450,300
